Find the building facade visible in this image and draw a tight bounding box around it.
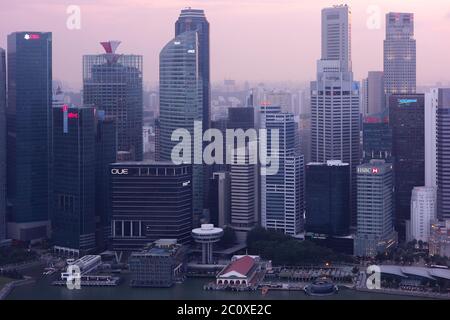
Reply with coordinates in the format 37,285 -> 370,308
389,94 -> 425,239
409,186 -> 436,243
384,13 -> 416,95
6,32 -> 52,241
52,105 -> 96,254
361,71 -> 385,117
110,162 -> 192,251
83,41 -> 143,161
0,48 -> 5,241
209,172 -> 230,228
362,109 -> 392,162
355,160 -> 397,257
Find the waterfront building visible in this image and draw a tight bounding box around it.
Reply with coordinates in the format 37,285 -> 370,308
389,94 -> 425,239
0,48 -> 5,242
216,255 -> 262,287
52,105 -> 96,254
311,5 -> 360,225
6,32 -> 52,241
354,160 -> 397,257
159,31 -> 204,224
191,224 -> 224,264
384,13 -> 416,95
305,160 -> 350,237
83,41 -> 143,161
409,187 -> 436,243
110,161 -> 192,251
129,239 -> 187,288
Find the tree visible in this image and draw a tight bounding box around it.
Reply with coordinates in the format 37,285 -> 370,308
218,227 -> 236,248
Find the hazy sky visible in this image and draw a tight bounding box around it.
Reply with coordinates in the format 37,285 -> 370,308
1,0 -> 450,90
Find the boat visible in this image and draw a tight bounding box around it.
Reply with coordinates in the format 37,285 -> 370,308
261,287 -> 269,295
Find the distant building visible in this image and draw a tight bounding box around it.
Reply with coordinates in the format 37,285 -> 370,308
409,187 -> 436,243
354,160 -> 397,257
389,94 -> 425,239
129,239 -> 187,287
429,220 -> 450,258
209,172 -> 230,228
110,161 -> 192,251
384,13 -> 416,95
0,48 -> 5,241
362,110 -> 392,162
83,41 -> 143,161
361,71 -> 385,116
305,160 -> 350,237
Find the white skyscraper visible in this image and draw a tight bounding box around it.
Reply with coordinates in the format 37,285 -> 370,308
384,12 -> 416,94
425,89 -> 438,188
311,5 -> 360,224
260,106 -> 304,236
409,187 -> 436,243
0,48 -> 6,241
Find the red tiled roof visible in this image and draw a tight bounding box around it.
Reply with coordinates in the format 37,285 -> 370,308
221,256 -> 255,277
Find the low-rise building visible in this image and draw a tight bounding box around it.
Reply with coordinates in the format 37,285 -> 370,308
216,255 -> 263,287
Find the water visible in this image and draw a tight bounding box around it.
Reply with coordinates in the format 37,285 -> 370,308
6,267 -> 425,300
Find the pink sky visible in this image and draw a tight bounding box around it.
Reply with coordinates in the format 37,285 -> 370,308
1,0 -> 450,90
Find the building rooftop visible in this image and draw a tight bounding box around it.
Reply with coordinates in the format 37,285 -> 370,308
219,256 -> 256,277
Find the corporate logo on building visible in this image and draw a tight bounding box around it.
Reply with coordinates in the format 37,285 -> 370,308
357,167 -> 380,174
398,98 -> 417,105
111,168 -> 128,175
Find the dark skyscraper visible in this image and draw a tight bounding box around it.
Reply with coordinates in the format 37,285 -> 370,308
175,8 -> 210,131
95,111 -> 117,250
83,41 -> 143,161
389,94 -> 424,239
52,105 -> 96,254
305,161 -> 350,237
6,32 -> 52,241
362,110 -> 392,162
110,162 -> 192,251
0,48 -> 6,241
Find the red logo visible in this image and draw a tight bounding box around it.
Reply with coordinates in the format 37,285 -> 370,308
372,168 -> 379,174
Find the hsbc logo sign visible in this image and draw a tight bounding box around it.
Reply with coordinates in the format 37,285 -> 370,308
111,169 -> 128,175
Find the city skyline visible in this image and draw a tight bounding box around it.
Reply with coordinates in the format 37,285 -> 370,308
1,0 -> 450,89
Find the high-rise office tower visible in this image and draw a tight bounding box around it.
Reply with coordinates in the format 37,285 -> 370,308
110,162 -> 192,251
389,94 -> 425,239
209,172 -> 230,228
311,5 -> 360,225
52,105 -> 96,254
175,8 -> 210,132
230,147 -> 258,243
159,31 -> 203,222
354,160 -> 397,257
362,109 -> 392,162
409,186 -> 436,243
95,111 -> 117,249
0,48 -> 6,241
6,32 -> 52,241
435,88 -> 450,220
83,41 -> 143,161
384,13 -> 416,95
361,71 -> 385,117
425,89 -> 438,188
264,90 -> 294,114
305,160 -> 350,237
260,106 -> 304,236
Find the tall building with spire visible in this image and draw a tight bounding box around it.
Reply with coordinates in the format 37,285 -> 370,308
83,41 -> 143,161
310,5 -> 360,225
384,13 -> 416,95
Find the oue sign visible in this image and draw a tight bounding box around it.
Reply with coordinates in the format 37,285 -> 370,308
111,168 -> 128,175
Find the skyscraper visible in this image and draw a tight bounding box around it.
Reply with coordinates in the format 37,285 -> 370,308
110,162 -> 193,251
361,71 -> 385,117
0,48 -> 6,241
384,13 -> 416,95
435,88 -> 450,220
425,89 -> 438,188
175,8 -> 210,132
159,31 -> 203,222
354,160 -> 397,257
83,41 -> 143,161
6,32 -> 52,241
52,105 -> 96,254
260,106 -> 304,236
311,5 -> 360,225
209,172 -> 230,228
409,186 -> 436,243
362,109 -> 392,162
389,94 -> 425,239
305,160 -> 350,237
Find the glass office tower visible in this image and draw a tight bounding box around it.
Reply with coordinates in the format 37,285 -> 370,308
83,41 -> 143,161
6,32 -> 52,241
